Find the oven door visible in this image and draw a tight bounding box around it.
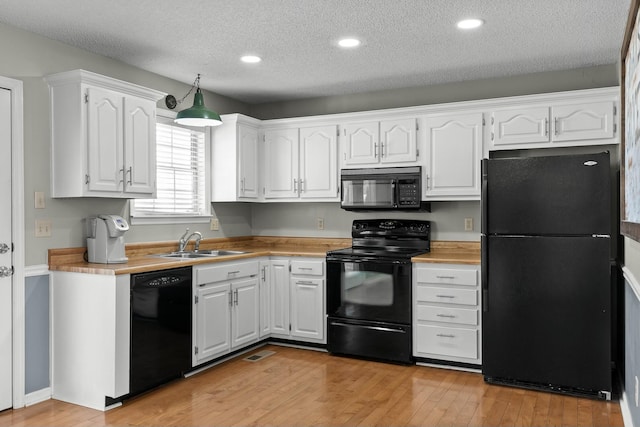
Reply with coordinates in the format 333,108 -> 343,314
326,256 -> 411,324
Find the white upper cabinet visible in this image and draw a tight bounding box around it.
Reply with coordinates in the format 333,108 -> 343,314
342,118 -> 418,168
264,125 -> 338,200
45,69 -> 165,198
489,92 -> 618,151
264,128 -> 299,199
423,112 -> 483,200
299,125 -> 338,199
211,114 -> 261,201
552,101 -> 615,142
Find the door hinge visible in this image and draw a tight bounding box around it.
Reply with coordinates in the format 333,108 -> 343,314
491,132 -> 494,141
614,105 -> 617,116
416,148 -> 419,157
195,346 -> 198,355
614,123 -> 617,134
483,117 -> 486,126
195,295 -> 199,304
289,264 -> 291,272
289,324 -> 292,332
84,93 -> 89,104
85,174 -> 90,184
337,128 -> 340,137
416,122 -> 419,131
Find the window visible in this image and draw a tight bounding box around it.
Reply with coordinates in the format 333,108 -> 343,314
130,110 -> 210,224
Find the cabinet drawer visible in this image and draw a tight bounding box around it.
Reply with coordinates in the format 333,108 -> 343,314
416,267 -> 477,286
196,261 -> 259,285
416,286 -> 477,306
290,260 -> 324,276
416,324 -> 478,359
416,305 -> 478,326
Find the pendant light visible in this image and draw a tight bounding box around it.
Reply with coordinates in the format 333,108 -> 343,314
165,74 -> 222,127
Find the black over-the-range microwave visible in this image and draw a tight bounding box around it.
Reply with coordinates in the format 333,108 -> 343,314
340,166 -> 430,211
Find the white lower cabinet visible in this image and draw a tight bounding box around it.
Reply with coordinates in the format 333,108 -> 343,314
193,261 -> 260,365
269,258 -> 326,344
413,263 -> 482,366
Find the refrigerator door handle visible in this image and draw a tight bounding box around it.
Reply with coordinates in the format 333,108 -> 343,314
481,234 -> 488,312
481,159 -> 488,234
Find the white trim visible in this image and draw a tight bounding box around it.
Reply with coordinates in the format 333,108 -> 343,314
622,265 -> 640,302
129,214 -> 212,226
24,264 -> 50,277
24,387 -> 51,407
618,373 -> 634,427
0,75 -> 25,409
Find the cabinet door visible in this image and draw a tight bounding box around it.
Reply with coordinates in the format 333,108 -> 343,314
551,101 -> 615,142
342,122 -> 379,166
238,124 -> 259,199
196,283 -> 231,363
123,96 -> 156,195
491,107 -> 550,146
87,87 -> 123,193
270,260 -> 290,336
259,261 -> 271,337
290,277 -> 324,341
424,112 -> 482,199
299,125 -> 338,199
264,129 -> 299,198
380,118 -> 417,164
231,277 -> 260,349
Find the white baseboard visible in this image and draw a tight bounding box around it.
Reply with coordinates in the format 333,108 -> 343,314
619,386 -> 634,427
24,387 -> 51,406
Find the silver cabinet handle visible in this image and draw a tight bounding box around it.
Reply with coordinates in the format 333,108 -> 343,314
261,266 -> 266,282
233,289 -> 238,306
436,314 -> 456,318
374,143 -> 379,158
544,117 -> 549,136
294,179 -> 298,193
436,275 -> 456,279
227,270 -> 240,276
554,117 -> 559,135
228,290 -> 233,307
0,266 -> 13,278
119,168 -> 125,185
296,280 -> 315,285
435,295 -> 456,299
436,333 -> 455,338
126,166 -> 132,185
299,179 -> 304,193
0,243 -> 9,254
380,142 -> 385,157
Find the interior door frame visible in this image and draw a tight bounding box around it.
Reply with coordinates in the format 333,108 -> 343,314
0,75 -> 25,409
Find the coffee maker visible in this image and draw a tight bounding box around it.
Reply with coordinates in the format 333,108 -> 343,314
86,214 -> 129,264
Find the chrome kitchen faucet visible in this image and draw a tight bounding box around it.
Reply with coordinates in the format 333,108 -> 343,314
178,228 -> 202,252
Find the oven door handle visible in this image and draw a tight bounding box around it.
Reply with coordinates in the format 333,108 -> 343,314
329,321 -> 407,334
327,256 -> 409,264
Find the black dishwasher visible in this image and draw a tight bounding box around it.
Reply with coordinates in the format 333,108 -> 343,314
130,266 -> 192,396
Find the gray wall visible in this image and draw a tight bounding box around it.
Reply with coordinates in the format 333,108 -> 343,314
251,201 -> 480,241
25,274 -> 49,394
248,64 -> 618,120
624,238 -> 640,427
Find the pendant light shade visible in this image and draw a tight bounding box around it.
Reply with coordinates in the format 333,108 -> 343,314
169,74 -> 222,127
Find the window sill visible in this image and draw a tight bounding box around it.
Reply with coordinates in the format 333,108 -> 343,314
129,215 -> 212,226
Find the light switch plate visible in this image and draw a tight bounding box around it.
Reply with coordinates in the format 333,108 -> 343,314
464,217 -> 473,231
210,218 -> 219,231
34,191 -> 45,209
35,219 -> 52,237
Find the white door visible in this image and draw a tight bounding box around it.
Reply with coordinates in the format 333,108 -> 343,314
238,124 -> 259,199
0,87 -> 12,410
380,118 -> 417,164
342,122 -> 379,166
123,96 -> 156,195
299,125 -> 338,199
231,277 -> 259,349
264,129 -> 299,199
290,277 -> 324,341
195,283 -> 231,363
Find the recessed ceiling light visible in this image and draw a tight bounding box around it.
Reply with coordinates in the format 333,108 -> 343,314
338,38 -> 361,48
241,55 -> 262,63
457,18 -> 484,30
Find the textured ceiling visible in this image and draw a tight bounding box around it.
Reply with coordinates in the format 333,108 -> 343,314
0,0 -> 632,104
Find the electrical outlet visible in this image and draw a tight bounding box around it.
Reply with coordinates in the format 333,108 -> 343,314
35,219 -> 52,237
210,218 -> 219,231
317,217 -> 324,230
635,375 -> 638,407
34,191 -> 45,209
464,217 -> 473,231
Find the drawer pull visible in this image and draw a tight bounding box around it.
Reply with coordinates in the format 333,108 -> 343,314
436,294 -> 456,299
296,280 -> 315,285
436,333 -> 456,338
436,275 -> 456,279
227,270 -> 240,275
436,314 -> 456,318
298,267 -> 313,270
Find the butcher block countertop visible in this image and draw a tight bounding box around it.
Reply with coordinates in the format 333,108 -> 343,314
48,237 -> 481,275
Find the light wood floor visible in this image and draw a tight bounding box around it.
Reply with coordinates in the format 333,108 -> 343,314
0,345 -> 624,427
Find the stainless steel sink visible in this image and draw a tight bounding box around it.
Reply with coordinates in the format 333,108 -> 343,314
155,250 -> 247,259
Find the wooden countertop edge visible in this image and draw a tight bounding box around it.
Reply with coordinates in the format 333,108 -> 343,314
48,237 -> 480,275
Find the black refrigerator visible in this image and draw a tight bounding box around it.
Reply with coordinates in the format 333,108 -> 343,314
481,151 -> 613,399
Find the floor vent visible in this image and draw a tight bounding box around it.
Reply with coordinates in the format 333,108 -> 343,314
243,350 -> 276,362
